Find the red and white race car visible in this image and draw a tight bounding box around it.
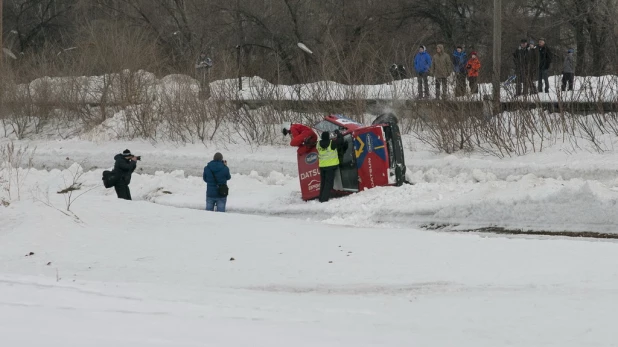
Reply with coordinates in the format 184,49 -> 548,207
295,113 -> 408,201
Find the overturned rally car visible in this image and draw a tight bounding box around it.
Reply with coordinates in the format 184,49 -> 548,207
296,113 -> 408,201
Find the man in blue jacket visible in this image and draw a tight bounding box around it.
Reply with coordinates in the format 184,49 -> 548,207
452,46 -> 468,97
203,152 -> 231,212
414,45 -> 432,99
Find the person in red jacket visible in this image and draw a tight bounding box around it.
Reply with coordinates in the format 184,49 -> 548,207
282,122 -> 318,155
466,51 -> 481,94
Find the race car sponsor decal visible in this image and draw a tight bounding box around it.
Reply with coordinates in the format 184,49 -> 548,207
298,148 -> 321,200
300,168 -> 320,180
354,131 -> 387,167
354,129 -> 389,190
304,152 -> 318,165
307,179 -> 320,192
367,157 -> 375,187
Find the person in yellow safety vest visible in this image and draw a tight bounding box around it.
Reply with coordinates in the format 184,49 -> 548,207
317,130 -> 346,203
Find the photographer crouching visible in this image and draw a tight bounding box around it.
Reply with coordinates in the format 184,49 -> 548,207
112,149 -> 140,200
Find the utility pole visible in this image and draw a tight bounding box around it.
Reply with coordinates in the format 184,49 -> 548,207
0,0 -> 3,72
236,0 -> 242,91
492,0 -> 501,108
236,45 -> 242,91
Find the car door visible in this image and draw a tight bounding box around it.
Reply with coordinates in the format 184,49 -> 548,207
353,126 -> 390,191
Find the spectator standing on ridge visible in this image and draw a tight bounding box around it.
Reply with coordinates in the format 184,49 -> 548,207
513,39 -> 529,96
431,44 -> 452,99
203,152 -> 231,212
282,122 -> 318,155
537,38 -> 552,93
389,64 -> 408,81
111,149 -> 139,200
527,40 -> 539,94
195,51 -> 213,97
317,130 -> 345,203
466,51 -> 481,94
414,45 -> 432,99
562,48 -> 575,92
453,45 -> 468,97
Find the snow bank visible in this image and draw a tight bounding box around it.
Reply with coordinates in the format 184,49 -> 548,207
211,74 -> 618,102
119,167 -> 618,232
9,70 -> 618,105
4,159 -> 618,233
2,174 -> 618,346
10,70 -> 199,106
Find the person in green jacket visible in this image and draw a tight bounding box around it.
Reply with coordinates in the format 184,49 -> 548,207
431,44 -> 453,99
317,130 -> 346,203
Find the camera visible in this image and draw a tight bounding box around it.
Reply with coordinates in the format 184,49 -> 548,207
135,156 -> 141,161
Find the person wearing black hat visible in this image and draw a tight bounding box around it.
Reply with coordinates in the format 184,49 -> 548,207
317,130 -> 346,203
111,149 -> 139,200
389,63 -> 408,81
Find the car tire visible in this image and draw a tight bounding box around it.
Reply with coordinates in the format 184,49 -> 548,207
372,113 -> 399,126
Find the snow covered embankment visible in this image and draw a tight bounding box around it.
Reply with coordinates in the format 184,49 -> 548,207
3,189 -> 618,346
133,168 -> 618,233
4,164 -> 618,234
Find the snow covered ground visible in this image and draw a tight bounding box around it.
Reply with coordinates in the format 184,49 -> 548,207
3,137 -> 618,345
3,135 -> 618,233
3,72 -> 618,345
3,191 -> 618,346
217,74 -> 618,102
11,69 -> 618,104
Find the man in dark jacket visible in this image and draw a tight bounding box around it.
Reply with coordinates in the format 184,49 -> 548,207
195,51 -> 213,98
389,64 -> 408,81
527,41 -> 539,94
112,149 -> 138,200
513,39 -> 529,96
452,46 -> 467,97
317,130 -> 346,203
203,152 -> 231,212
537,38 -> 552,93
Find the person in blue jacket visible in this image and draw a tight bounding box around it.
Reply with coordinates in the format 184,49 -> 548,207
203,152 -> 231,212
414,45 -> 432,98
452,45 -> 468,97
